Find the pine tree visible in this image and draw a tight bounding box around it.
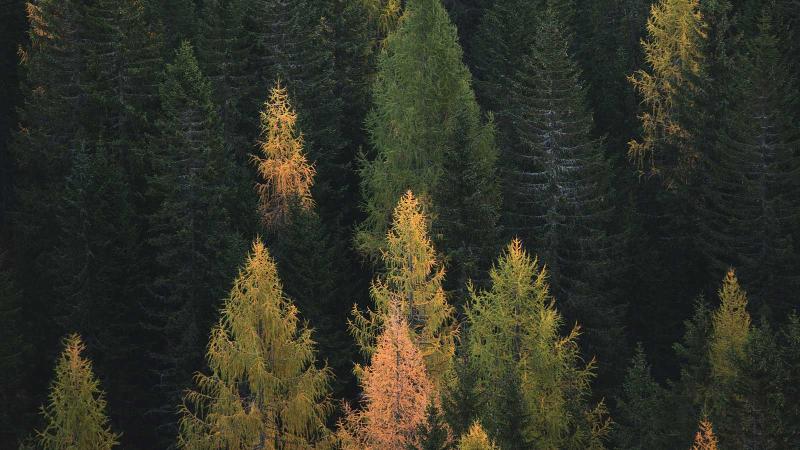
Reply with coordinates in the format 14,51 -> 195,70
338,313 -> 433,450
465,239 -> 610,448
178,239 -> 332,449
457,422 -> 497,450
147,41 -> 245,441
613,344 -> 670,449
501,6 -> 623,376
358,0 -> 500,290
691,418 -> 718,450
351,191 -> 457,388
699,12 -> 800,318
37,334 -> 119,450
628,0 -> 708,186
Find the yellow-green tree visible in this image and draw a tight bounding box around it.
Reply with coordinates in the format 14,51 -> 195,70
709,269 -> 751,382
351,191 -> 456,388
465,239 -> 610,449
178,239 -> 332,449
37,334 -> 119,450
628,0 -> 707,186
458,422 -> 498,450
252,82 -> 316,228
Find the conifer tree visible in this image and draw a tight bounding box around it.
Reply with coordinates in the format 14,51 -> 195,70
457,422 -> 498,450
0,252 -> 29,438
691,418 -> 718,450
178,239 -> 332,449
465,239 -> 610,448
351,191 -> 457,388
37,334 -> 119,450
709,270 -> 751,384
502,5 -> 623,374
358,0 -> 500,289
147,41 -> 244,440
699,12 -> 800,318
629,0 -> 708,186
338,313 -> 433,450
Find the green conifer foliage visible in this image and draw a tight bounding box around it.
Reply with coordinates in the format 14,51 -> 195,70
37,334 -> 119,450
700,13 -> 800,318
465,239 -> 610,448
179,239 -> 332,449
147,41 -> 245,440
358,0 -> 500,288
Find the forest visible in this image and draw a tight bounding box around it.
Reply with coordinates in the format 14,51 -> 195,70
0,0 -> 799,448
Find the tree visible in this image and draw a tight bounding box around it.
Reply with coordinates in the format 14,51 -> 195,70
613,344 -> 670,449
457,422 -> 497,450
37,334 -> 119,450
252,83 -> 316,227
699,12 -> 800,319
628,0 -> 708,186
501,6 -> 623,375
351,191 -> 457,388
358,0 -> 500,290
147,41 -> 245,442
0,251 -> 30,440
709,270 -> 751,384
465,239 -> 610,448
691,418 -> 718,450
179,239 -> 332,449
338,313 -> 433,450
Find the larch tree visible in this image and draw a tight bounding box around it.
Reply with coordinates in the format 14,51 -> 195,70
502,5 -> 623,375
457,422 -> 498,450
178,239 -> 332,449
351,191 -> 457,388
465,239 -> 610,449
699,12 -> 800,319
691,418 -> 718,450
358,0 -> 500,292
338,313 -> 433,450
147,41 -> 244,441
628,0 -> 708,186
37,334 -> 119,450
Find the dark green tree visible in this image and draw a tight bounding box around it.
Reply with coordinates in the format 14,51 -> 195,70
146,41 -> 244,443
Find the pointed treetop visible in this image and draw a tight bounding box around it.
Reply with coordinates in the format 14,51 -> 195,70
709,269 -> 751,381
691,418 -> 718,450
458,422 -> 498,450
253,81 -> 316,228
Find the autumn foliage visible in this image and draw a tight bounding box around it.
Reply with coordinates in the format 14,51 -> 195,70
691,418 -> 718,450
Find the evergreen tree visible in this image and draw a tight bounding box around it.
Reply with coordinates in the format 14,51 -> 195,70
37,334 -> 119,450
0,251 -> 30,440
351,191 -> 457,388
779,314 -> 800,448
457,422 -> 497,450
410,403 -> 452,450
338,313 -> 433,450
700,12 -> 800,318
628,0 -> 708,186
178,239 -> 332,449
465,239 -> 610,448
502,6 -> 623,376
613,344 -> 670,449
358,0 -> 500,290
147,41 -> 244,441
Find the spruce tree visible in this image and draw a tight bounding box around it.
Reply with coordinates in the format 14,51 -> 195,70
351,191 -> 457,388
147,41 -> 244,441
465,239 -> 610,448
358,0 -> 500,290
178,239 -> 332,449
699,12 -> 800,318
502,5 -> 623,376
37,334 -> 119,450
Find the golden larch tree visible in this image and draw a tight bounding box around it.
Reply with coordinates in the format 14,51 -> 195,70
458,422 -> 498,450
252,82 -> 315,227
709,269 -> 751,382
691,418 -> 718,450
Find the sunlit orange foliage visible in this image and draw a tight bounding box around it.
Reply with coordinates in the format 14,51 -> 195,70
691,418 -> 718,450
252,82 -> 315,227
339,313 -> 433,449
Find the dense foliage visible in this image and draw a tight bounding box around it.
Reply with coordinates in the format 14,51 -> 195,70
1,0 -> 799,448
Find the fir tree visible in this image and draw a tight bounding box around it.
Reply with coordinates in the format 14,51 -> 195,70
178,239 -> 332,449
457,422 -> 497,450
147,41 -> 244,441
37,334 -> 119,450
502,5 -> 623,376
699,12 -> 800,318
351,191 -> 457,388
628,0 -> 708,186
338,313 -> 433,450
358,0 -> 500,290
465,239 -> 610,448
